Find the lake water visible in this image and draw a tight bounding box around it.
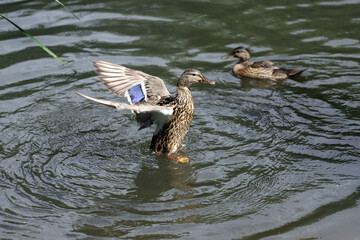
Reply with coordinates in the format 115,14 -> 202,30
1,0 -> 360,239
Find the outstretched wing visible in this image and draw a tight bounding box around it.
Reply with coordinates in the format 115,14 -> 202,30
93,60 -> 171,104
74,90 -> 175,133
74,91 -> 172,112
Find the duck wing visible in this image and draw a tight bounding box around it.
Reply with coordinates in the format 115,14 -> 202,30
93,60 -> 171,104
74,91 -> 172,112
134,95 -> 177,132
240,60 -> 306,80
74,90 -> 175,132
251,60 -> 277,69
76,61 -> 176,132
236,61 -> 278,79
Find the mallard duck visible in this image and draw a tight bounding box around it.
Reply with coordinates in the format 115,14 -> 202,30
222,46 -> 307,80
75,60 -> 215,163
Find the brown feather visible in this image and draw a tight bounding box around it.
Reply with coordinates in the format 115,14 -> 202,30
224,47 -> 307,80
76,62 -> 214,157
150,87 -> 194,155
93,60 -> 170,100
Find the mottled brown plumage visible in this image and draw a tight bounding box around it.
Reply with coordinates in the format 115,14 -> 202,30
75,61 -> 215,161
150,86 -> 194,154
222,46 -> 307,80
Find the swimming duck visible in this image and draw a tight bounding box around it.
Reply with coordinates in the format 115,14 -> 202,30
75,60 -> 215,163
222,46 -> 307,80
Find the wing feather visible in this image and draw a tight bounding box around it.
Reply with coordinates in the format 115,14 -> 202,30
93,60 -> 171,101
104,81 -> 137,96
251,60 -> 276,69
74,91 -> 173,112
74,90 -> 173,131
76,60 -> 175,132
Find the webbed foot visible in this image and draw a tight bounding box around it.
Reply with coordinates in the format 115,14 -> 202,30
167,155 -> 189,164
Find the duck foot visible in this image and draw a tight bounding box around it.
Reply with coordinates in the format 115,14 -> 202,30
167,155 -> 189,164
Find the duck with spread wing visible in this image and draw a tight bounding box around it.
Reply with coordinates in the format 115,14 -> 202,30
75,60 -> 215,163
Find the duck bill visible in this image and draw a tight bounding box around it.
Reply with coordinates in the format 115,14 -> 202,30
200,76 -> 215,85
221,54 -> 235,59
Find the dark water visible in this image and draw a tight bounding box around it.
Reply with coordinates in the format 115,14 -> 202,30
1,0 -> 360,239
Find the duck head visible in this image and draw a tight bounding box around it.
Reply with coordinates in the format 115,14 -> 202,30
222,46 -> 250,62
177,69 -> 215,88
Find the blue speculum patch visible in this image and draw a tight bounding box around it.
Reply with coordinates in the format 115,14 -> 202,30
129,84 -> 145,104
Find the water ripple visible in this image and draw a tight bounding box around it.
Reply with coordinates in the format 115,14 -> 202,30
1,0 -> 360,239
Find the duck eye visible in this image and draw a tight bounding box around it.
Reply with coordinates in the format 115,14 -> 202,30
192,74 -> 196,76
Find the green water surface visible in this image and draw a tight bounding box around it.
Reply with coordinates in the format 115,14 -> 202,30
1,0 -> 360,239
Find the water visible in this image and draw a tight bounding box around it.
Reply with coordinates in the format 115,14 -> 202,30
1,0 -> 360,239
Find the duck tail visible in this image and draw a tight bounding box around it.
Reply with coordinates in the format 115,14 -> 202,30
287,68 -> 307,77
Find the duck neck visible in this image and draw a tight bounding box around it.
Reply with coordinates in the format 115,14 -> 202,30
233,59 -> 247,72
176,86 -> 193,105
238,58 -> 248,64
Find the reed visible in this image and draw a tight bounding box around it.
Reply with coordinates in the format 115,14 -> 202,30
55,0 -> 82,22
1,14 -> 66,65
1,0 -> 81,65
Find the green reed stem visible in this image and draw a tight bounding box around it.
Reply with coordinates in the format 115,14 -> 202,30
1,14 -> 66,65
55,0 -> 82,22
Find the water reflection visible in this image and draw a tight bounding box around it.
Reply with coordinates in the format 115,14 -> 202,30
239,76 -> 282,90
131,159 -> 195,201
73,159 -> 198,238
1,0 -> 360,239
